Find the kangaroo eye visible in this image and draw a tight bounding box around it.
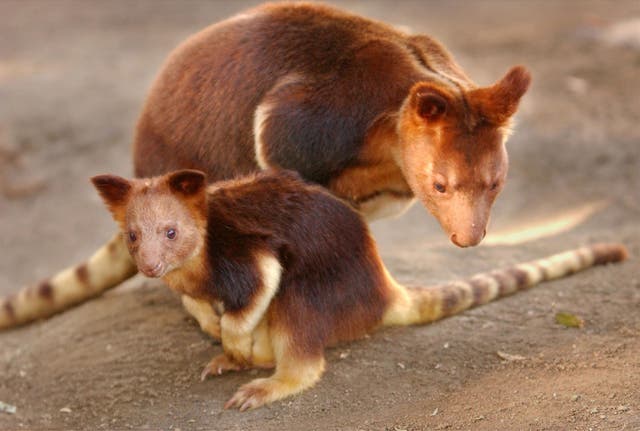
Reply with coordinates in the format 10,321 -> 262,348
166,228 -> 177,240
128,232 -> 137,242
490,182 -> 500,191
434,182 -> 446,193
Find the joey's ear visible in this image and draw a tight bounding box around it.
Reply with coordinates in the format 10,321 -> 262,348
411,84 -> 449,121
91,174 -> 132,208
167,169 -> 206,196
468,65 -> 532,124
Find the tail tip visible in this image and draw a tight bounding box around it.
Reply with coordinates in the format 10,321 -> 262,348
591,243 -> 629,264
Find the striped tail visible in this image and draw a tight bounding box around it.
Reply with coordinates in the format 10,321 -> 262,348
383,243 -> 628,326
0,233 -> 137,330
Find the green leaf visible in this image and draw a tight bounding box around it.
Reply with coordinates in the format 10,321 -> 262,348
555,311 -> 584,328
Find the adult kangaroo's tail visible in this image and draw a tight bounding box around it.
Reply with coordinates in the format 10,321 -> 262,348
0,234 -> 137,330
383,243 -> 628,326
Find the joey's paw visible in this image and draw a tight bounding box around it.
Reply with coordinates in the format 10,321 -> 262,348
200,354 -> 244,381
224,378 -> 271,411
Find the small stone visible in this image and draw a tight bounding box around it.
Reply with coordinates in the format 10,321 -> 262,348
59,407 -> 72,414
617,405 -> 630,412
443,342 -> 450,349
431,408 -> 438,416
571,394 -> 581,402
397,362 -> 405,369
0,401 -> 17,415
339,351 -> 349,359
590,408 -> 598,414
496,351 -> 525,362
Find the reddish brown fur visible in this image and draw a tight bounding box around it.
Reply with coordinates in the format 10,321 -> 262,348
38,282 -> 53,300
0,2 -> 535,332
75,264 -> 90,286
93,169 -> 392,357
3,299 -> 15,319
133,2 -> 530,245
92,168 -> 627,410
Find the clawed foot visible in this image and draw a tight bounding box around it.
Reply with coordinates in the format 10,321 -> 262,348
224,378 -> 272,411
200,354 -> 245,381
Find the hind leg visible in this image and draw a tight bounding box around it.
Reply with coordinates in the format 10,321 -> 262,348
224,329 -> 325,411
201,317 -> 275,379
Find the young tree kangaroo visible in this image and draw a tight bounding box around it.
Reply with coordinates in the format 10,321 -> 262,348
89,169 -> 626,410
0,3 -> 532,328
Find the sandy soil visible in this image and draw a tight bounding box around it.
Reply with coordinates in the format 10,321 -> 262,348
1,1 -> 639,430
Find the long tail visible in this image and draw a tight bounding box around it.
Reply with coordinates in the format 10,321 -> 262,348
0,234 -> 137,330
383,243 -> 628,326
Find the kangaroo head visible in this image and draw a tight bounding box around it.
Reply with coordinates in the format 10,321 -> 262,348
91,170 -> 208,277
398,66 -> 531,247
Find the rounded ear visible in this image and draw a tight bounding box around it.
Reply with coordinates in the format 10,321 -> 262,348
167,169 -> 207,196
413,86 -> 448,121
91,174 -> 132,207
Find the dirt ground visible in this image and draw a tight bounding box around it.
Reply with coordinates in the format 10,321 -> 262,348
1,1 -> 639,430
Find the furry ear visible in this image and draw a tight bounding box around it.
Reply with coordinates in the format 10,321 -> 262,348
167,169 -> 206,196
468,65 -> 532,125
412,84 -> 448,121
91,174 -> 132,208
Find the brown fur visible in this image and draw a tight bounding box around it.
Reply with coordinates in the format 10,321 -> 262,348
134,2 -> 530,242
0,2 -> 534,331
93,169 -> 627,411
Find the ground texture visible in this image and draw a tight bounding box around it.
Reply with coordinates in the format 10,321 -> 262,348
1,1 -> 639,430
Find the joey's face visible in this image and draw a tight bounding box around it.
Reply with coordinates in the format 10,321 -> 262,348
397,66 -> 530,247
124,194 -> 204,277
91,169 -> 208,278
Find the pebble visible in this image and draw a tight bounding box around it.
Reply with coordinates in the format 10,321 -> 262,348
0,401 -> 17,415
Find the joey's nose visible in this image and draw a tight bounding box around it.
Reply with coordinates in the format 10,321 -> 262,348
141,262 -> 163,278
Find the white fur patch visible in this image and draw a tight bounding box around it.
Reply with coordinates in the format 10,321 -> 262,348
222,253 -> 282,335
360,195 -> 415,222
253,103 -> 272,169
254,73 -> 307,170
181,295 -> 220,339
